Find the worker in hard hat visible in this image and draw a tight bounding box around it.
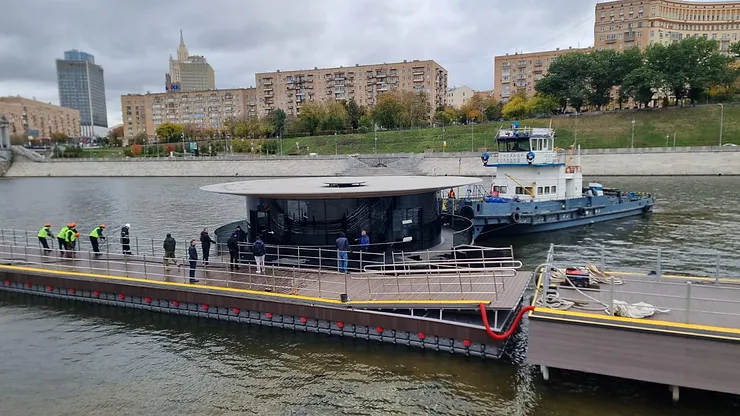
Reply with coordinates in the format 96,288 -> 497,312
57,223 -> 70,255
65,224 -> 78,258
37,223 -> 53,252
89,224 -> 106,254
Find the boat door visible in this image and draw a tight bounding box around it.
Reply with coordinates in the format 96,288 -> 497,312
249,208 -> 271,243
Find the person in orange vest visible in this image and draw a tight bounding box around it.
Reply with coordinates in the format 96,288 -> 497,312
448,188 -> 456,199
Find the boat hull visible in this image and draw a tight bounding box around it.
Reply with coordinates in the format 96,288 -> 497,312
453,195 -> 654,241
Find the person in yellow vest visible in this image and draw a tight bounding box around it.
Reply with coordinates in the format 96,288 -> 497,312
65,225 -> 78,258
89,224 -> 106,254
57,224 -> 70,255
37,223 -> 53,252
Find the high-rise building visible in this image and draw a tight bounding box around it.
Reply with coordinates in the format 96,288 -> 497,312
254,59 -> 448,118
594,0 -> 740,53
166,31 -> 216,92
56,50 -> 108,137
120,88 -> 257,140
493,47 -> 592,102
0,96 -> 81,139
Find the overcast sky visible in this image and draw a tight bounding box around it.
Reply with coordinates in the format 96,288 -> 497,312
0,0 -> 637,126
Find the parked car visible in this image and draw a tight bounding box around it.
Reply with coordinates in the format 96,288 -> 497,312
722,143 -> 737,147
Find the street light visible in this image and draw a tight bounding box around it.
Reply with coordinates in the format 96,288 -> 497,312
718,103 -> 724,146
631,118 -> 636,148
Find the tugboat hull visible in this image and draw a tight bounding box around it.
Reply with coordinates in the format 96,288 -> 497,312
459,195 -> 654,241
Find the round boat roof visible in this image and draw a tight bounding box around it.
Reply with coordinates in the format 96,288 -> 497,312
201,176 -> 482,199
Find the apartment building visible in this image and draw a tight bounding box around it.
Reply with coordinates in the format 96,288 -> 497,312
445,86 -> 476,108
254,59 -> 447,118
120,88 -> 257,140
0,96 -> 81,139
594,0 -> 740,52
493,47 -> 592,103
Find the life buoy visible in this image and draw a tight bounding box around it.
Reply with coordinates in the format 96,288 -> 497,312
565,166 -> 573,174
526,151 -> 535,164
460,205 -> 475,219
512,211 -> 522,223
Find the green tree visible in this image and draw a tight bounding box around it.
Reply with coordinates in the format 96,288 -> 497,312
346,99 -> 362,129
155,122 -> 183,143
622,66 -> 660,108
434,106 -> 455,125
535,52 -> 590,110
322,100 -> 348,131
358,114 -> 373,132
50,132 -> 69,143
295,102 -> 325,135
372,92 -> 404,129
406,91 -> 431,127
265,108 -> 287,137
501,96 -> 530,119
484,103 -> 502,121
527,94 -> 559,115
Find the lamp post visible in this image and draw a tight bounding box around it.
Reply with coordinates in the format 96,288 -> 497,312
718,103 -> 724,146
631,118 -> 636,148
471,123 -> 474,152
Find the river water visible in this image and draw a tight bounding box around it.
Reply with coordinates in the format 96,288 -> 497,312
1,176 -> 739,415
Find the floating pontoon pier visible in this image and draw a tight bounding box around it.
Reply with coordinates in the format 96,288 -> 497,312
528,244 -> 740,401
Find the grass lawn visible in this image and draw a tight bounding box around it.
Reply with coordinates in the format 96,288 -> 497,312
287,103 -> 739,155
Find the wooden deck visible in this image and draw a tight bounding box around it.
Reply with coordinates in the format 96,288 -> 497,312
0,243 -> 530,311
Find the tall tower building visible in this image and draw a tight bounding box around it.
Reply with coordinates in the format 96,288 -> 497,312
166,31 -> 215,92
56,49 -> 108,137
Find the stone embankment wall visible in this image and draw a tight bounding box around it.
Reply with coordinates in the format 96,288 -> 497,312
0,149 -> 11,177
4,146 -> 740,177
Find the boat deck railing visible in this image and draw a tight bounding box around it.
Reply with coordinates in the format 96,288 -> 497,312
538,243 -> 740,329
0,229 -> 524,304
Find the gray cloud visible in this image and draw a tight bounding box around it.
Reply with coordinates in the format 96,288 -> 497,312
0,0 -> 662,126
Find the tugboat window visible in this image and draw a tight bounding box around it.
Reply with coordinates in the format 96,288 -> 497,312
552,186 -> 557,193
545,186 -> 551,193
537,186 -> 543,194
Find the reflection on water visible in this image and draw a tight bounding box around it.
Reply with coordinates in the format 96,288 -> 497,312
1,176 -> 740,415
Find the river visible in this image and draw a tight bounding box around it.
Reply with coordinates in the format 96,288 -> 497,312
0,176 -> 739,415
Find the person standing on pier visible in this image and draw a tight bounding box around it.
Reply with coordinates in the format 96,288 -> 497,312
357,230 -> 370,251
37,223 -> 53,252
163,233 -> 178,271
120,224 -> 132,255
336,232 -> 349,273
66,226 -> 78,258
252,235 -> 266,274
227,233 -> 239,270
88,224 -> 106,254
200,228 -> 216,266
56,224 -> 69,255
188,239 -> 199,283
235,225 -> 247,264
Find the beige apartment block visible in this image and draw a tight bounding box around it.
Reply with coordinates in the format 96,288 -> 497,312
594,0 -> 740,52
0,96 -> 80,139
493,47 -> 592,102
121,88 -> 257,140
254,59 -> 448,118
445,86 -> 476,108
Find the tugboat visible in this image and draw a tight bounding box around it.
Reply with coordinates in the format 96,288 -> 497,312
444,124 -> 654,242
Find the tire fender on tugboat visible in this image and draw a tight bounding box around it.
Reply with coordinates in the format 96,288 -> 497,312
511,211 -> 522,223
577,207 -> 587,216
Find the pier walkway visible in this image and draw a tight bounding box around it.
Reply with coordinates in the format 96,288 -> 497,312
0,229 -> 530,314
528,243 -> 740,398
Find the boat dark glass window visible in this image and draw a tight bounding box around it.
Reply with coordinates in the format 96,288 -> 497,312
552,186 -> 557,193
537,186 -> 543,194
545,186 -> 551,193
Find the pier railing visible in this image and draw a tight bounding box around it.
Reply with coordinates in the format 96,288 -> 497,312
541,244 -> 740,328
0,232 -> 522,303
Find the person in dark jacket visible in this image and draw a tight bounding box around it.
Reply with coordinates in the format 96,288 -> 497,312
336,232 -> 349,273
163,233 -> 178,271
235,225 -> 247,263
227,233 -> 239,270
252,236 -> 266,274
200,228 -> 217,265
120,224 -> 132,255
188,240 -> 199,283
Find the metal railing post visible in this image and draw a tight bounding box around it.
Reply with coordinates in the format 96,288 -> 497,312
609,277 -> 615,316
715,253 -> 720,284
318,269 -> 322,298
135,237 -> 140,255
106,253 -> 111,275
358,250 -> 362,273
124,254 -> 129,277
25,232 -> 28,247
600,245 -> 606,269
12,229 -> 16,246
319,248 -> 322,271
685,282 -> 692,324
454,248 -> 464,298
297,247 -> 300,270
656,248 -> 662,281
151,239 -> 155,256
143,255 -> 147,279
